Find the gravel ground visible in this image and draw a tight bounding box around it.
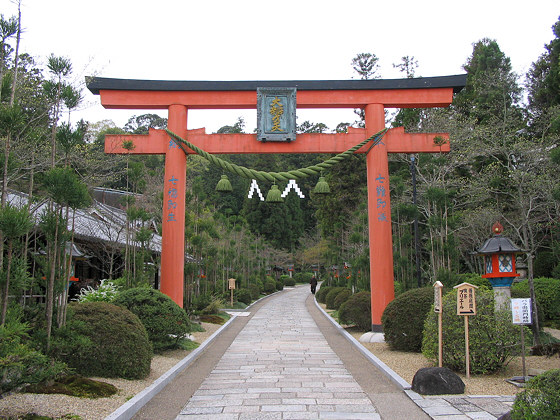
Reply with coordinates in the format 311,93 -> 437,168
0,322 -> 221,420
351,332 -> 560,396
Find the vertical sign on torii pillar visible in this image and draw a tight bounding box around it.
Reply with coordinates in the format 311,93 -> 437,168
87,75 -> 466,331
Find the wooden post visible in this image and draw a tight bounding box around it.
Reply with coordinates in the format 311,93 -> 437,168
433,281 -> 443,367
464,315 -> 470,378
520,325 -> 526,381
454,282 -> 478,379
439,311 -> 443,368
512,298 -> 532,382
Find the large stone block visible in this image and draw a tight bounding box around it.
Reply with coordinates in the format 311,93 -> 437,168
411,367 -> 465,395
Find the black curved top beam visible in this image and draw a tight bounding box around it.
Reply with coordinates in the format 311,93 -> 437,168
86,74 -> 466,95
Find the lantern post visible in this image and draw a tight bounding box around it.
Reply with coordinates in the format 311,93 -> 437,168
476,222 -> 522,311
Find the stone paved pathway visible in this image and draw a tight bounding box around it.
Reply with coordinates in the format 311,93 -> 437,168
176,286 -> 381,419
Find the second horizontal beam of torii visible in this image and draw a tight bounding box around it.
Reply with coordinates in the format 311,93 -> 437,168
105,126 -> 450,156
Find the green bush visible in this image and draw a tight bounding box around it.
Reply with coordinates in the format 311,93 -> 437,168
422,288 -> 523,374
65,302 -> 152,379
511,369 -> 560,419
0,320 -> 67,394
248,284 -> 261,300
333,289 -> 352,310
283,276 -> 296,287
236,288 -> 252,305
338,291 -> 371,331
534,252 -> 556,277
457,273 -> 492,290
394,281 -> 404,297
325,287 -> 348,310
191,293 -> 212,312
203,297 -> 224,315
295,272 -> 314,284
263,278 -> 277,294
48,316 -> 93,371
275,280 -> 284,291
113,288 -> 193,352
435,270 -> 491,290
512,277 -> 560,324
382,287 -> 433,352
315,286 -> 332,304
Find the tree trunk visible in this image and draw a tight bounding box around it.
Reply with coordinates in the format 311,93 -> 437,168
46,209 -> 60,351
9,1 -> 21,106
0,241 -> 13,326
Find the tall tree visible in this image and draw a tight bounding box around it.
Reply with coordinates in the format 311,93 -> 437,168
0,203 -> 32,325
0,14 -> 18,92
44,55 -> 72,168
453,38 -> 522,125
351,52 -> 380,80
526,17 -> 560,137
124,113 -> 167,134
41,167 -> 91,348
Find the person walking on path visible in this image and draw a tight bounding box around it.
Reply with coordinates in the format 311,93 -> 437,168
310,275 -> 318,294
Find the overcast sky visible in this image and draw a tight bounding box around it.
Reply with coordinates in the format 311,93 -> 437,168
1,0 -> 559,132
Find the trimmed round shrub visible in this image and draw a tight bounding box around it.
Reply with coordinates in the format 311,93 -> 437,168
113,288 -> 193,352
512,277 -> 560,325
511,369 -> 560,419
295,272 -> 315,284
315,286 -> 332,304
333,289 -> 352,310
283,276 -> 296,287
236,288 -> 252,305
422,288 -> 523,374
326,287 -> 349,310
275,280 -> 284,291
338,291 -> 371,331
66,302 -> 151,379
263,278 -> 277,294
382,287 -> 433,352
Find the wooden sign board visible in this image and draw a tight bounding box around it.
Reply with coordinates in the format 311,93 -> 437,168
453,282 -> 478,316
228,278 -> 236,290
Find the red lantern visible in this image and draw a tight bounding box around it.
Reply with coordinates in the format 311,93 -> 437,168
477,222 -> 521,286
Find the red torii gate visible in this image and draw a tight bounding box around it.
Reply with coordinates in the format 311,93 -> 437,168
87,75 -> 466,331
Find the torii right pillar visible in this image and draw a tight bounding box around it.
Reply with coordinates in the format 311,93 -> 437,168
365,104 -> 394,332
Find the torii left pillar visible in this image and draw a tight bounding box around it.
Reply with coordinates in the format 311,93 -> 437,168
365,104 -> 394,331
160,104 -> 187,305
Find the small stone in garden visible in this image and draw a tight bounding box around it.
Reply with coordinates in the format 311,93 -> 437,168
411,367 -> 465,395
